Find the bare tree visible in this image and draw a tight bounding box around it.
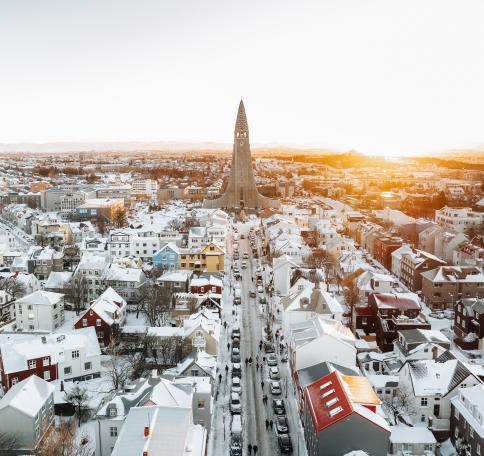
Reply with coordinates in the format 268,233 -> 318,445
167,218 -> 183,231
105,335 -> 132,391
65,385 -> 89,427
65,276 -> 89,316
382,387 -> 417,425
0,275 -> 26,299
139,282 -> 172,327
343,279 -> 359,330
63,244 -> 80,272
156,335 -> 183,367
304,249 -> 338,291
112,208 -> 127,228
0,431 -> 18,455
35,419 -> 91,456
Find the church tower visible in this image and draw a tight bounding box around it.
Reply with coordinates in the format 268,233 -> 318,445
204,100 -> 280,210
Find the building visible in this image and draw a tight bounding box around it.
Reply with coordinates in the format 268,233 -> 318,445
302,371 -> 390,456
103,263 -> 146,304
177,243 -> 225,273
76,198 -> 124,222
400,249 -> 447,292
450,384 -> 484,456
0,327 -> 101,391
15,290 -> 65,332
74,287 -> 127,347
131,178 -> 159,202
421,266 -> 484,310
204,100 -> 279,210
394,328 -> 451,364
453,298 -> 484,351
0,376 -> 54,451
108,230 -> 160,263
435,207 -> 484,233
388,425 -> 437,456
373,234 -> 404,271
153,242 -> 179,272
187,225 -> 226,250
74,252 -> 110,300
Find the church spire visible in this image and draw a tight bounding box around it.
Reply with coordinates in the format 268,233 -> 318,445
235,99 -> 249,137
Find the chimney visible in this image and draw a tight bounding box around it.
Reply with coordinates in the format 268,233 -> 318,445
41,336 -> 47,344
144,427 -> 150,437
60,381 -> 64,392
151,369 -> 158,379
432,345 -> 438,359
143,452 -> 148,456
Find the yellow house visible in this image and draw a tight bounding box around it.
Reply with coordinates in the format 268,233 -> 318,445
177,243 -> 225,273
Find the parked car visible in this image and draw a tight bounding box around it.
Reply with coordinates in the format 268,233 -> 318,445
278,434 -> 293,453
231,327 -> 240,339
232,363 -> 241,377
232,376 -> 242,394
267,353 -> 277,366
264,341 -> 275,353
231,347 -> 241,363
241,260 -> 247,269
232,337 -> 240,348
243,252 -> 249,259
230,415 -> 243,456
270,367 -> 280,380
230,393 -> 242,414
270,381 -> 282,395
250,290 -> 256,298
275,416 -> 289,434
273,399 -> 286,415
257,286 -> 264,294
259,296 -> 267,305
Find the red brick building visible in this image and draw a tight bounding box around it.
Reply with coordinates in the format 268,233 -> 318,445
373,235 -> 404,271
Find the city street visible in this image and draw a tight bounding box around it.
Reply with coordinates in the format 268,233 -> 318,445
209,219 -> 307,456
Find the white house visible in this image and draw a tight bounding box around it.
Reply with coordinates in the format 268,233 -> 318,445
15,290 -> 65,332
435,207 -> 484,233
273,255 -> 300,297
391,244 -> 413,278
188,224 -> 226,249
0,375 -> 55,451
75,252 -> 110,300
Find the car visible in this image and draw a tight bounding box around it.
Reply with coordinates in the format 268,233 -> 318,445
231,327 -> 240,339
232,363 -> 241,377
240,234 -> 245,239
264,341 -> 275,353
257,286 -> 264,294
273,399 -> 286,415
259,296 -> 267,305
230,393 -> 242,414
278,434 -> 293,453
241,260 -> 247,269
232,337 -> 240,348
250,290 -> 256,298
231,347 -> 241,363
270,381 -> 282,395
275,416 -> 289,434
267,353 -> 277,366
243,252 -> 249,259
269,367 -> 280,380
231,376 -> 242,394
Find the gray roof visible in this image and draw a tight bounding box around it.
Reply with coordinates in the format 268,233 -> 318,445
297,361 -> 360,389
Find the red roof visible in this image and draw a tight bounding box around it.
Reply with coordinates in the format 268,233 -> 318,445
305,371 -> 388,434
371,293 -> 420,310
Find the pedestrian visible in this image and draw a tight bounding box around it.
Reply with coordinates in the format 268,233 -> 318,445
256,355 -> 259,363
256,362 -> 259,371
269,419 -> 273,429
265,419 -> 269,429
261,380 -> 265,390
248,444 -> 252,454
218,373 -> 222,383
263,356 -> 266,363
227,342 -> 230,351
245,358 -> 249,366
225,364 -> 229,374
249,356 -> 253,364
253,445 -> 258,455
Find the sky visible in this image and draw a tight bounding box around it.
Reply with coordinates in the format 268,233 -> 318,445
1,0 -> 484,156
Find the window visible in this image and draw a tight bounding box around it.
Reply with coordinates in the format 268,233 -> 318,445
455,409 -> 459,420
109,427 -> 118,437
477,443 -> 481,456
84,362 -> 92,370
421,414 -> 426,422
198,399 -> 205,409
421,398 -> 428,406
64,366 -> 72,375
28,359 -> 37,369
424,444 -> 433,452
72,350 -> 80,359
96,319 -> 101,327
44,370 -> 51,380
82,319 -> 87,327
43,357 -> 49,367
29,325 -> 34,330
191,368 -> 199,377
470,428 -> 474,438
12,377 -> 18,385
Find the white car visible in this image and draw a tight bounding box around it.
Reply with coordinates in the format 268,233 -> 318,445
270,381 -> 282,395
232,376 -> 242,394
269,367 -> 280,380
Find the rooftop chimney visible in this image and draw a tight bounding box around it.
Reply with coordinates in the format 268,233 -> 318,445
151,369 -> 158,379
144,426 -> 150,437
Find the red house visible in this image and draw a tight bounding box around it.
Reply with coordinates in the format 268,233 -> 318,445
74,287 -> 127,347
190,276 -> 223,296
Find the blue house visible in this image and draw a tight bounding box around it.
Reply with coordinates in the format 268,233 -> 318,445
153,243 -> 179,271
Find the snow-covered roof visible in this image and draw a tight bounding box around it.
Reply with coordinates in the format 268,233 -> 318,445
147,378 -> 192,409
158,270 -> 192,283
44,271 -> 73,290
104,264 -> 144,282
0,375 -> 54,418
80,287 -> 126,326
15,290 -> 63,306
390,425 -> 436,444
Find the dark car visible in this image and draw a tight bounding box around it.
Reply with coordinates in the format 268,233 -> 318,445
264,341 -> 275,353
231,347 -> 241,363
232,363 -> 241,377
275,416 -> 289,434
250,290 -> 256,298
273,399 -> 286,415
232,337 -> 240,348
231,327 -> 240,339
278,434 -> 293,453
230,436 -> 242,456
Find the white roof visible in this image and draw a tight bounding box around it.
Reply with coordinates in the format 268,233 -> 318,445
16,290 -> 63,306
82,287 -> 126,325
149,379 -> 192,408
104,264 -> 144,282
0,375 -> 54,418
390,425 -> 436,444
44,271 -> 73,289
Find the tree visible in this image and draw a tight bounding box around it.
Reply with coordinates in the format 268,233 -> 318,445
0,431 -> 18,455
95,218 -> 106,236
139,282 -> 172,327
382,387 -> 417,425
63,244 -> 80,272
35,419 -> 91,456
65,385 -> 89,427
112,208 -> 127,228
105,335 -> 132,391
65,276 -> 88,316
304,250 -> 338,292
343,279 -> 359,330
0,275 -> 26,299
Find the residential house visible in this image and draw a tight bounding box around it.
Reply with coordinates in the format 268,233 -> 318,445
273,254 -> 300,297
400,249 -> 447,292
391,244 -> 413,279
177,243 -> 225,273
454,235 -> 484,267
450,384 -> 484,456
15,290 -> 65,332
0,376 -> 54,451
389,426 -> 437,456
435,207 -> 484,233
153,242 -> 179,272
103,263 -> 146,304
421,266 -> 484,310
434,230 -> 469,264
373,234 -> 404,271
74,287 -> 127,346
302,371 -> 390,456
75,252 -> 110,300
76,198 -> 125,222
394,328 -> 451,364
453,298 -> 484,351
418,225 -> 442,255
